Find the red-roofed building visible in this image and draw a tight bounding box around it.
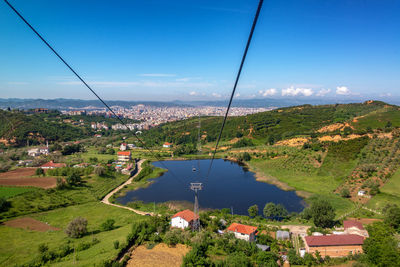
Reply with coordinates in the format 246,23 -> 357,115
163,142 -> 173,148
117,151 -> 131,162
171,209 -> 199,229
304,234 -> 364,257
120,143 -> 127,151
40,161 -> 66,169
226,223 -> 258,242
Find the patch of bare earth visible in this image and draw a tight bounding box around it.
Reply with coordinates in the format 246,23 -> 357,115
0,168 -> 57,189
275,137 -> 308,147
2,217 -> 60,232
127,243 -> 190,267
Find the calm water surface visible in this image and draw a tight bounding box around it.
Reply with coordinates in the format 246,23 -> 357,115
117,159 -> 305,215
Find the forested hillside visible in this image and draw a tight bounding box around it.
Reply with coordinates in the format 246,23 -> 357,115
142,101 -> 398,146
0,110 -> 87,146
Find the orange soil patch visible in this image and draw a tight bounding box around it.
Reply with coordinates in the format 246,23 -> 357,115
3,217 -> 60,232
0,168 -> 57,189
275,137 -> 308,147
127,243 -> 190,267
317,122 -> 354,133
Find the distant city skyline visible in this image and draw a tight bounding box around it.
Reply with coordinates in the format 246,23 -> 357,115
1,0 -> 399,101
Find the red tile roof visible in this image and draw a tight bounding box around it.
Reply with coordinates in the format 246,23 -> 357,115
172,209 -> 198,223
227,223 -> 258,235
305,234 -> 364,247
163,142 -> 173,146
40,161 -> 66,168
117,151 -> 131,156
344,220 -> 364,230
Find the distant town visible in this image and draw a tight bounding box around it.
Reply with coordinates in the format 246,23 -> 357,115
60,104 -> 273,130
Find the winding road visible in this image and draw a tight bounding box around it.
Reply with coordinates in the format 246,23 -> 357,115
101,160 -> 155,216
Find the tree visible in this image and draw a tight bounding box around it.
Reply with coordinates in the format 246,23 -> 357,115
94,166 -> 106,176
340,188 -> 350,198
383,204 -> 400,231
242,152 -> 251,161
65,217 -> 88,238
100,219 -> 115,231
309,198 -> 335,228
35,168 -> 45,177
0,197 -> 10,212
255,251 -> 279,267
225,252 -> 252,267
263,202 -> 288,220
66,172 -> 81,185
363,222 -> 400,266
248,204 -> 259,218
182,244 -> 210,267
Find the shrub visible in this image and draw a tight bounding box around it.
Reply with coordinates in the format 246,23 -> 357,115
100,219 -> 115,231
65,217 -> 88,238
94,166 -> 106,176
0,197 -> 10,212
35,168 -> 45,176
66,172 -> 81,186
113,240 -> 119,249
340,188 -> 351,198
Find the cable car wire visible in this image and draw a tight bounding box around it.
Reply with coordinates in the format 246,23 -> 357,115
205,0 -> 264,179
4,0 -> 186,186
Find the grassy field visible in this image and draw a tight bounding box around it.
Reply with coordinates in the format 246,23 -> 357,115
351,106 -> 400,130
1,172 -> 131,221
0,202 -> 148,267
248,158 -> 354,216
367,169 -> 400,210
0,186 -> 37,198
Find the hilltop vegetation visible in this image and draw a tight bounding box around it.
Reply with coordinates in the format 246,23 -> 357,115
142,100 -> 396,146
0,110 -> 86,146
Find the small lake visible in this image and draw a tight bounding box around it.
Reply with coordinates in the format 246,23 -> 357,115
117,159 -> 305,215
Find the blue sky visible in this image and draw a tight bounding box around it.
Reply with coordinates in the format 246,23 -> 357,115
1,0 -> 399,101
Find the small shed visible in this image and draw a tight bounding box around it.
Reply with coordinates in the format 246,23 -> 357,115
276,230 -> 290,240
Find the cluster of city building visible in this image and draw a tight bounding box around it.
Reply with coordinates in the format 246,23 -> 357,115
62,104 -> 271,131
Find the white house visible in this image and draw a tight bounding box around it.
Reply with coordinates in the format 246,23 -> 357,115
358,190 -> 366,196
27,148 -> 41,157
171,209 -> 198,229
226,223 -> 258,242
117,151 -> 131,162
163,142 -> 173,148
120,143 -> 127,151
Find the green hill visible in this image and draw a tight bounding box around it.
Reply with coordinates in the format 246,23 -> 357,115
0,110 -> 87,146
142,100 -> 396,146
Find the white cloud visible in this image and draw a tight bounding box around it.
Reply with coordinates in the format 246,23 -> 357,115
189,91 -> 198,96
258,88 -> 277,97
336,86 -> 350,95
316,88 -> 331,97
235,93 -> 240,97
138,73 -> 176,77
212,92 -> 222,98
380,93 -> 392,97
282,86 -> 313,97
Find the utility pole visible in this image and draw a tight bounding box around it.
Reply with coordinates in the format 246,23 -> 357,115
190,182 -> 203,231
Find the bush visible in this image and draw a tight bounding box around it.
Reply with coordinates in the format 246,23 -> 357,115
66,172 -> 81,186
100,219 -> 115,231
340,188 -> 351,198
65,217 -> 88,238
0,197 -> 10,212
114,240 -> 119,249
35,168 -> 45,176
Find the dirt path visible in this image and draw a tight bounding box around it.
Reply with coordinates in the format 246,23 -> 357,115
101,160 -> 154,216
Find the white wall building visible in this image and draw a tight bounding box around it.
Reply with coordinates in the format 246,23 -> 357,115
171,209 -> 198,229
